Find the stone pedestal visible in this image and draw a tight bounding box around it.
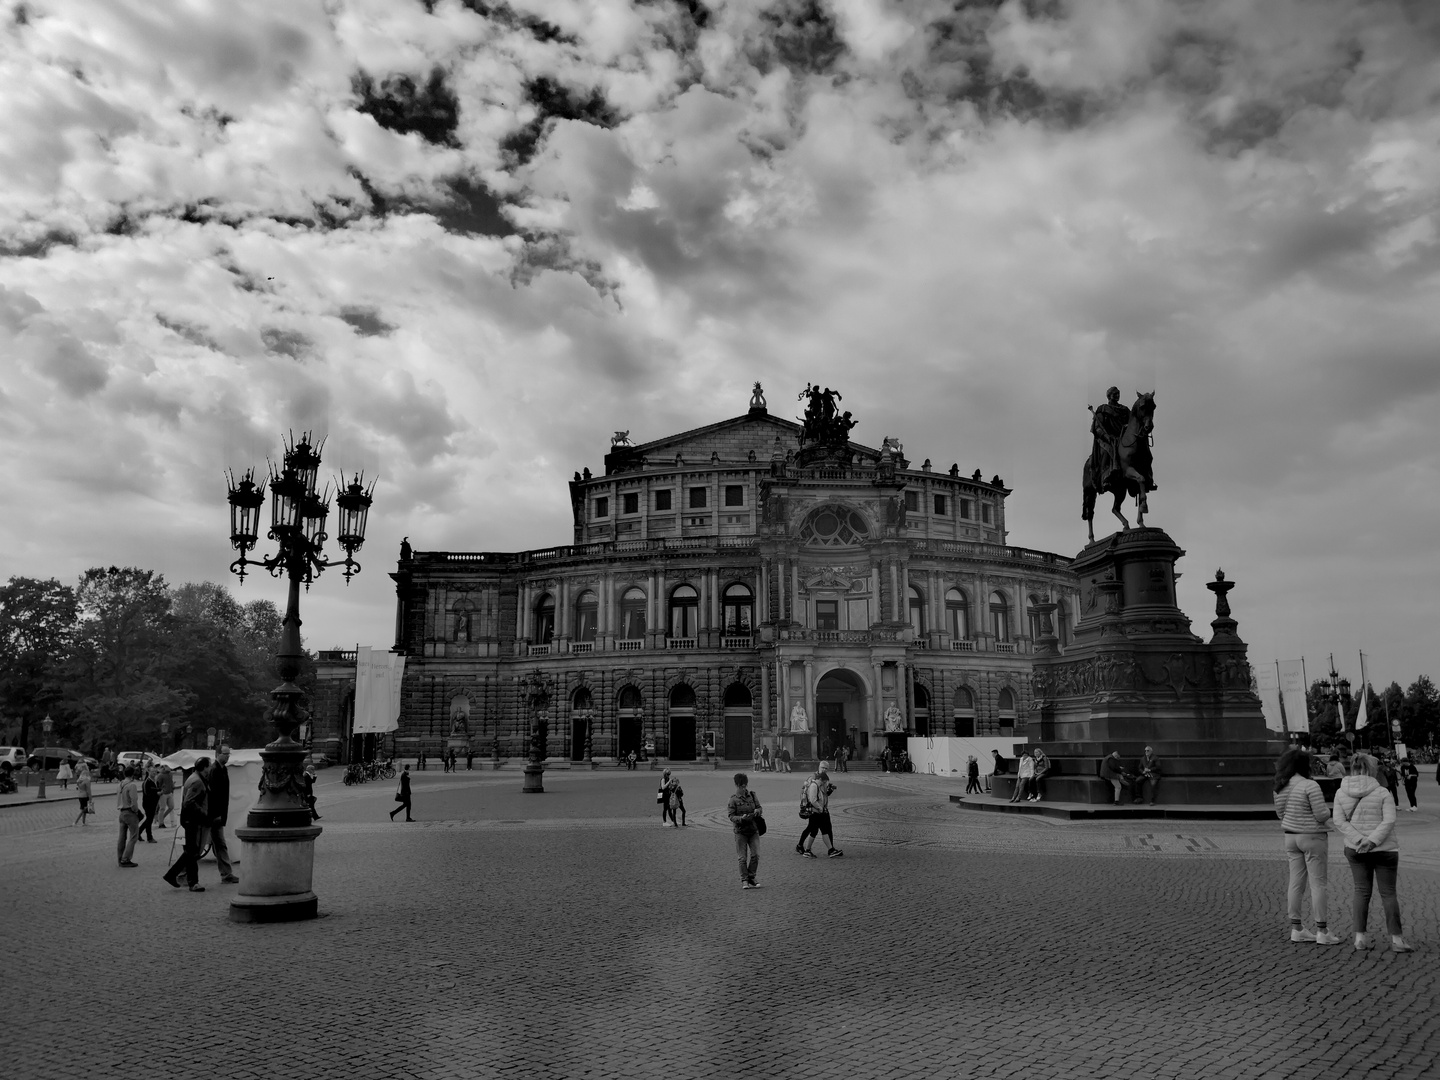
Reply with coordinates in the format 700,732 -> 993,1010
1008,528 -> 1283,805
781,731 -> 814,766
230,825 -> 322,922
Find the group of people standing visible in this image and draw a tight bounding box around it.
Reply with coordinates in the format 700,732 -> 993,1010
111,749 -> 238,892
755,745 -> 792,772
1275,747 -> 1413,952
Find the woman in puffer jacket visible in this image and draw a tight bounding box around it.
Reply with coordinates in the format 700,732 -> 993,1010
1333,753 -> 1414,953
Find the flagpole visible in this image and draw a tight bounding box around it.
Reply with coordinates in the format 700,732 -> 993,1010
1276,660 -> 1287,736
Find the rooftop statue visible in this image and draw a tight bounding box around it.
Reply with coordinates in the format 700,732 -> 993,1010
1082,387 -> 1157,542
797,383 -> 852,446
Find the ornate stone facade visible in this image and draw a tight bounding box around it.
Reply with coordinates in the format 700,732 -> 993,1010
312,389 -> 1079,764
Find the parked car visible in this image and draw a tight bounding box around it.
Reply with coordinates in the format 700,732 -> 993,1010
0,747 -> 26,771
115,751 -> 163,772
26,747 -> 82,771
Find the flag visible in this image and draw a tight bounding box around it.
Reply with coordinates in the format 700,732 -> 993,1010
1255,663 -> 1285,733
1355,651 -> 1369,729
1278,660 -> 1309,734
353,647 -> 405,734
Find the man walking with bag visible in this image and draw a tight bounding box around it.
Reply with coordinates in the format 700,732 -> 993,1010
390,764 -> 414,821
163,758 -> 210,892
727,772 -> 764,890
796,765 -> 843,859
206,748 -> 239,884
116,765 -> 143,867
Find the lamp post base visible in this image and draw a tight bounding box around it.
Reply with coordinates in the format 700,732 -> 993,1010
522,762 -> 545,792
230,824 -> 322,923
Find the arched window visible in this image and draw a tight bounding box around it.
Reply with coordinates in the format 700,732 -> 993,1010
618,685 -> 642,711
723,683 -> 752,708
990,591 -> 1010,642
997,687 -> 1016,732
945,588 -> 969,640
907,585 -> 926,636
620,587 -> 646,640
799,504 -> 870,546
669,683 -> 696,709
952,687 -> 976,737
573,590 -> 598,642
914,684 -> 930,738
1056,600 -> 1071,648
571,687 -> 593,712
722,583 -> 754,635
1027,594 -> 1044,642
534,592 -> 555,644
669,584 -> 699,639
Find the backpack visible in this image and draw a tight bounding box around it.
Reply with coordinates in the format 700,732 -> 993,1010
799,779 -> 817,819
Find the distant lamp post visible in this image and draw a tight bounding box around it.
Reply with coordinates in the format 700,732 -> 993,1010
159,720 -> 169,755
37,714 -> 53,799
580,708 -> 596,769
225,432 -> 375,923
516,671 -> 551,793
1324,655 -> 1352,749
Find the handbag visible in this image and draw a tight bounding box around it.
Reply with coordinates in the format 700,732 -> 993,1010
755,812 -> 767,836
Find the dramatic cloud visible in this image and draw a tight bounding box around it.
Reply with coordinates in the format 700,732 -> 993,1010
1,0 -> 1437,686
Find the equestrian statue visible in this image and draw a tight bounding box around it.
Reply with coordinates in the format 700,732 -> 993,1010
1082,387 -> 1157,543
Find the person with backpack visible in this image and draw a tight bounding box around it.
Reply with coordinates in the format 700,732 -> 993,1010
727,772 -> 764,890
795,765 -> 843,859
659,770 -> 687,827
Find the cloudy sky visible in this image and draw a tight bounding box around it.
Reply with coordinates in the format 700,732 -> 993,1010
1,0 -> 1437,692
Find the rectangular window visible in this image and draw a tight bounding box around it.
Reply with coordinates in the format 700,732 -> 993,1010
981,503 -> 991,524
904,490 -> 919,513
594,497 -> 609,518
724,485 -> 744,507
655,490 -> 672,511
815,600 -> 839,631
689,487 -> 707,509
959,499 -> 971,520
933,494 -> 947,516
622,492 -> 638,515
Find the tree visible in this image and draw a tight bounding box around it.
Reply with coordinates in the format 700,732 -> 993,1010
0,577 -> 78,747
63,567 -> 190,752
1305,680 -> 1341,741
1401,676 -> 1439,751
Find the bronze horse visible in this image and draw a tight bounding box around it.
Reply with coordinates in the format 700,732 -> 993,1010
1083,391 -> 1156,542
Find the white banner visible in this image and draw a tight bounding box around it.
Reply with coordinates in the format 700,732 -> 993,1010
1354,685 -> 1368,730
1278,660 -> 1309,734
353,647 -> 404,734
1255,663 -> 1285,733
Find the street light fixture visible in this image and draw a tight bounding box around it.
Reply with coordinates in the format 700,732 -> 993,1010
1324,655 -> 1352,750
515,670 -> 551,793
37,714 -> 53,799
225,432 -> 375,922
159,719 -> 169,754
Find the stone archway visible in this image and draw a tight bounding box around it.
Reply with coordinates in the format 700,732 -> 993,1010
815,667 -> 869,761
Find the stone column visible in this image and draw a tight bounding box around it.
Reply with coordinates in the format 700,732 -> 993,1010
890,560 -> 900,621
792,561 -> 801,626
872,661 -> 885,731
780,660 -> 792,726
804,659 -> 815,731
761,661 -> 771,729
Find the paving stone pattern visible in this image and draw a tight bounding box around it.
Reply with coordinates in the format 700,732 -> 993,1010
2,770 -> 1438,1080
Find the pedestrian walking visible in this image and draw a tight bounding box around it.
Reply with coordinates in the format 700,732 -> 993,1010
163,758 -> 210,892
1398,757 -> 1419,812
837,744 -> 849,772
1100,750 -> 1129,805
1273,748 -> 1339,945
390,765 -> 414,821
965,755 -> 982,795
155,764 -> 176,829
1377,754 -> 1400,807
727,772 -> 763,890
116,765 -> 143,867
302,765 -> 320,820
796,765 -> 843,859
1334,753 -> 1413,952
140,764 -> 160,843
73,763 -> 94,825
57,758 -> 73,790
778,746 -> 792,773
660,770 -> 687,827
206,749 -> 239,884
418,750 -> 427,771
760,745 -> 771,772
466,749 -> 474,771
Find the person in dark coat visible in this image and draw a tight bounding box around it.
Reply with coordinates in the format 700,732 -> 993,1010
207,748 -> 238,883
390,765 -> 414,821
965,755 -> 982,794
163,757 -> 210,892
139,764 -> 160,843
302,766 -> 320,820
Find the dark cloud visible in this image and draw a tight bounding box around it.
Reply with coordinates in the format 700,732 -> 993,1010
353,67 -> 461,148
32,333 -> 109,397
156,314 -> 220,350
501,76 -> 620,166
428,176 -> 516,237
338,307 -> 395,337
755,0 -> 846,76
260,327 -> 313,359
0,227 -> 79,258
447,0 -> 576,45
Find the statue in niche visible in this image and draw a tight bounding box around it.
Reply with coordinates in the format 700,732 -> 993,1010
449,696 -> 471,735
788,703 -> 810,732
454,607 -> 472,642
883,702 -> 905,733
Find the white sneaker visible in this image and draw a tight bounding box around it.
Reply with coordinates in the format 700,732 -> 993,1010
1354,933 -> 1373,951
1392,936 -> 1415,953
1290,928 -> 1317,943
1315,931 -> 1342,946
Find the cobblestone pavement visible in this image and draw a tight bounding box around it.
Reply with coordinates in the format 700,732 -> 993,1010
3,768 -> 1438,1080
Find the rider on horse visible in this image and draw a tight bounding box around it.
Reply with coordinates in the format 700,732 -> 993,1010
1089,387 -> 1129,491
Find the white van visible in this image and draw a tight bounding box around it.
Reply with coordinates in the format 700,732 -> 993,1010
0,747 -> 25,770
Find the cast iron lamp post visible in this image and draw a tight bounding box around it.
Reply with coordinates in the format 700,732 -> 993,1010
580,707 -> 596,769
516,670 -> 551,793
1324,655 -> 1352,750
225,432 -> 374,922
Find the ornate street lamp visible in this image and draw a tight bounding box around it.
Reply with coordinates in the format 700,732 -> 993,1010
37,714 -> 53,799
580,707 -> 596,769
159,719 -> 169,754
1324,655 -> 1352,750
225,432 -> 375,922
515,671 -> 551,793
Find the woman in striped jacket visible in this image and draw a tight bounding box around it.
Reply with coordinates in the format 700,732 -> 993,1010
1273,749 -> 1340,945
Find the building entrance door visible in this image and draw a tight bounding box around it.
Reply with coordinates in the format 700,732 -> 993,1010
818,702 -> 845,759
669,715 -> 696,761
570,718 -> 587,761
724,714 -> 752,760
618,714 -> 642,759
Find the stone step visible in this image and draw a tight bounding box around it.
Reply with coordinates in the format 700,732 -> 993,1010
992,773 -> 1276,806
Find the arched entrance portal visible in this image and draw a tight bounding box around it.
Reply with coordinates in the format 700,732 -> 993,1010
669,684 -> 696,761
815,668 -> 868,761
